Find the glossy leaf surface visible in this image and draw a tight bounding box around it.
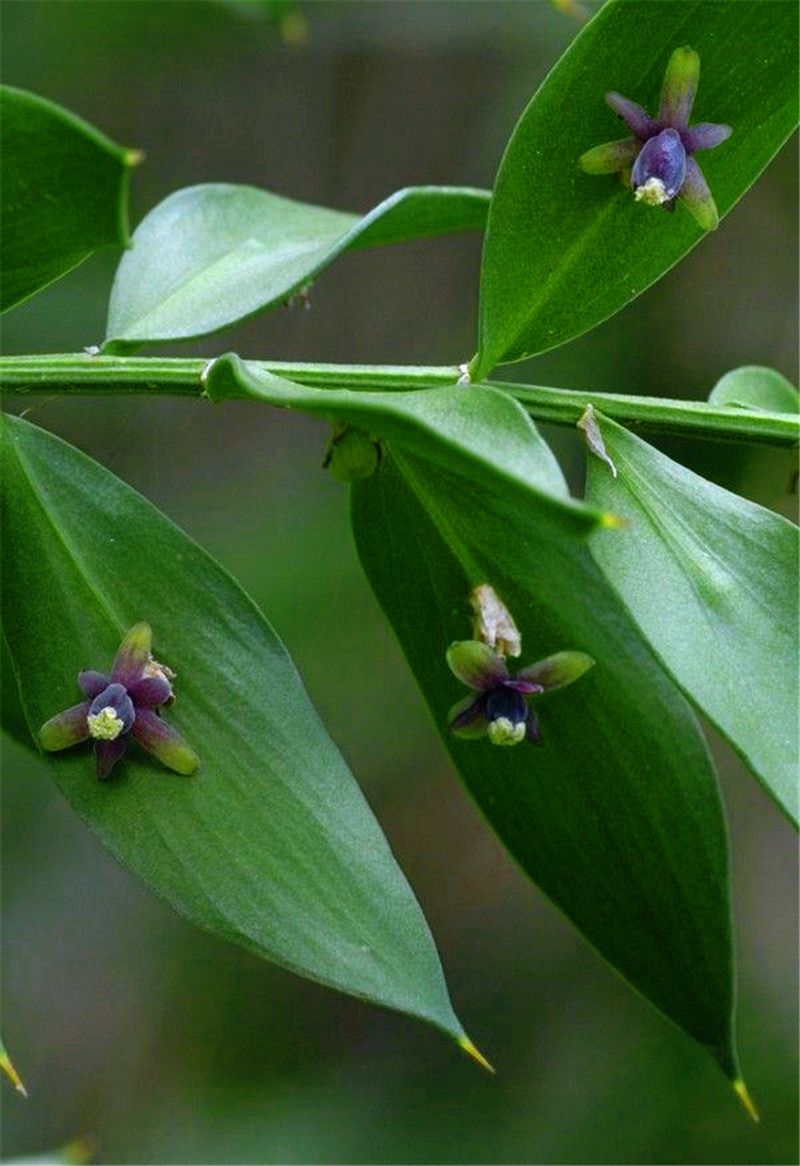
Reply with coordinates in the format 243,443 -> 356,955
352,452 -> 740,1083
204,354 -> 602,539
0,414 -> 466,1041
585,413 -> 799,826
471,0 -> 799,376
709,366 -> 799,414
0,86 -> 134,313
207,363 -> 740,1073
105,183 -> 490,346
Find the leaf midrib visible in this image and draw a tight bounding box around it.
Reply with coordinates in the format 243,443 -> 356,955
6,427 -> 126,639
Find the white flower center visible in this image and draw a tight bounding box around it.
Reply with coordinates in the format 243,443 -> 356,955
487,717 -> 526,747
87,706 -> 125,741
634,177 -> 670,206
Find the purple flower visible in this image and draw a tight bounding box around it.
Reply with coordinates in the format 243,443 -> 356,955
39,623 -> 199,780
446,640 -> 594,747
579,46 -> 732,230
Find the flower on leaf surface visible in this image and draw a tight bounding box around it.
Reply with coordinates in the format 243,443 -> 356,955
39,623 -> 198,780
579,46 -> 732,230
446,640 -> 595,748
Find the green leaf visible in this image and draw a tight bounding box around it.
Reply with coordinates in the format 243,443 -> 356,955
471,0 -> 799,376
206,361 -> 742,1076
709,365 -> 800,414
1,628 -> 31,750
203,353 -> 602,540
585,412 -> 799,826
205,361 -> 746,1072
352,453 -> 743,1089
0,413 -> 468,1046
0,1034 -> 27,1097
105,183 -> 490,347
0,86 -> 136,313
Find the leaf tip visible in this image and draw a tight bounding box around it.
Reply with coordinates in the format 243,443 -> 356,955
458,1034 -> 495,1074
598,511 -> 628,531
732,1078 -> 759,1123
1,1047 -> 28,1097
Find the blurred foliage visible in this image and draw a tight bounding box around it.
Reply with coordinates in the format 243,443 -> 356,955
1,2 -> 797,1163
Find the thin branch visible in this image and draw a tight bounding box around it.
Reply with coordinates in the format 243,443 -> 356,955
1,354 -> 796,446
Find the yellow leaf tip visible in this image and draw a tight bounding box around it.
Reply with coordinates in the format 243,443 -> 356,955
599,511 -> 628,530
733,1078 -> 759,1122
1,1049 -> 28,1096
458,1035 -> 495,1074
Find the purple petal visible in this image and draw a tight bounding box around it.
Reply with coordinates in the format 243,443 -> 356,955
78,670 -> 111,698
95,737 -> 127,780
631,129 -> 687,203
658,45 -> 699,128
446,641 -> 509,691
677,157 -> 719,231
504,678 -> 544,695
447,694 -> 488,739
605,92 -> 657,139
684,122 -> 732,153
128,674 -> 172,708
39,701 -> 90,751
579,138 -> 639,175
132,709 -> 199,775
525,711 -> 543,746
485,686 -> 528,726
516,651 -> 595,692
111,622 -> 152,687
484,686 -> 528,746
88,683 -> 135,734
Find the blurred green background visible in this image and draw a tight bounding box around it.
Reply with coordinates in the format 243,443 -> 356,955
1,3 -> 797,1163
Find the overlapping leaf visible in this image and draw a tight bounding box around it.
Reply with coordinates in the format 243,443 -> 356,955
585,412 -> 799,826
205,360 -> 740,1079
105,183 -> 490,347
709,366 -> 799,414
471,0 -> 799,376
351,452 -> 741,1087
0,86 -> 136,312
0,413 -> 468,1043
203,353 -> 602,539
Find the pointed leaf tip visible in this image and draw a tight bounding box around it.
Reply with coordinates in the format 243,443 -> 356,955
458,1034 -> 495,1074
1,1047 -> 28,1096
599,511 -> 627,530
733,1078 -> 760,1123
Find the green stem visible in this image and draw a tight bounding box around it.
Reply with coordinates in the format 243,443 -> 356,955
488,382 -> 798,445
1,354 -> 796,446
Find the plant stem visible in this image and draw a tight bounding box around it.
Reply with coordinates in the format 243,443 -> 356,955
1,354 -> 796,446
488,382 -> 798,445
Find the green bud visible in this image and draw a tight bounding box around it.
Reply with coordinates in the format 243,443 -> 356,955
323,426 -> 380,483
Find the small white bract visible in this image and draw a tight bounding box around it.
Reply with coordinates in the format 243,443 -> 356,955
470,583 -> 522,658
